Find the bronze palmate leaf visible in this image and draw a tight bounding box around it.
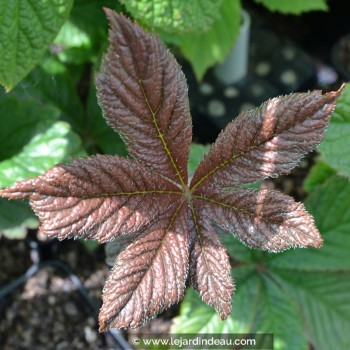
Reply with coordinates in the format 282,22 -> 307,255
0,9 -> 343,331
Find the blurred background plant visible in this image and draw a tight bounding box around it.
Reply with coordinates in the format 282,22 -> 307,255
1,1 -> 350,349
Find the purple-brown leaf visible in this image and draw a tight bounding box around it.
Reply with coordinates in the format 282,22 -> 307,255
191,88 -> 343,191
0,9 -> 344,332
96,9 -> 192,186
194,188 -> 322,252
0,155 -> 180,242
189,217 -> 234,319
99,204 -> 189,330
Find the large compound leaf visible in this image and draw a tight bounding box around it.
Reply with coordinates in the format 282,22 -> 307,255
191,87 -> 342,191
269,175 -> 350,271
177,0 -> 241,80
0,0 -> 73,90
0,11 -> 344,332
119,0 -> 223,34
255,0 -> 328,14
96,10 -> 192,186
318,83 -> 350,178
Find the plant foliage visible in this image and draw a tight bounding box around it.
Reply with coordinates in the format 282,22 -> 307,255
0,10 -> 343,332
0,0 -> 73,91
118,0 -> 223,34
255,0 -> 328,14
175,0 -> 241,80
318,83 -> 350,179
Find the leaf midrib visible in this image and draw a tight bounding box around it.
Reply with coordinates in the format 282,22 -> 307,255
106,199 -> 186,326
120,22 -> 187,189
190,105 -> 314,191
35,189 -> 183,199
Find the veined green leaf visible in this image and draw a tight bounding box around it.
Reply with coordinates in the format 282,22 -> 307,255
171,267 -> 256,334
119,0 -> 223,34
254,0 -> 328,14
173,267 -> 308,349
0,97 -> 81,188
269,175 -> 350,271
0,0 -> 73,90
256,274 -> 308,350
318,83 -> 350,178
272,269 -> 350,350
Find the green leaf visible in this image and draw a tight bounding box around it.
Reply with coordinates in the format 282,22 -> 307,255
0,0 -> 73,90
272,269 -> 350,350
188,143 -> 210,176
318,83 -> 350,178
54,0 -> 115,64
173,267 -> 308,349
119,0 -> 223,34
303,158 -> 336,193
171,288 -> 236,334
254,0 -> 328,14
220,230 -> 258,263
269,175 -> 350,271
0,198 -> 38,239
172,267 -> 256,334
0,96 -> 81,188
0,198 -> 39,239
177,0 -> 241,79
12,56 -> 85,132
80,239 -> 99,251
256,274 -> 308,350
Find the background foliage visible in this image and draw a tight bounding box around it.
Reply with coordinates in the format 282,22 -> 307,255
0,1 -> 348,349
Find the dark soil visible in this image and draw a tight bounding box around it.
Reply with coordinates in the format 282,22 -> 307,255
0,238 -> 111,349
0,234 -> 180,350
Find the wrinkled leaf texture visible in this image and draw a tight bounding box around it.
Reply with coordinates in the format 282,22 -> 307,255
0,9 -> 343,331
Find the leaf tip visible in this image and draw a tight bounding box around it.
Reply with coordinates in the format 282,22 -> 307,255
0,181 -> 32,200
98,317 -> 109,333
325,82 -> 346,102
310,236 -> 323,249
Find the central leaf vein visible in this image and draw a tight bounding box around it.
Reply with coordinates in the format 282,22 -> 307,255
121,24 -> 186,188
